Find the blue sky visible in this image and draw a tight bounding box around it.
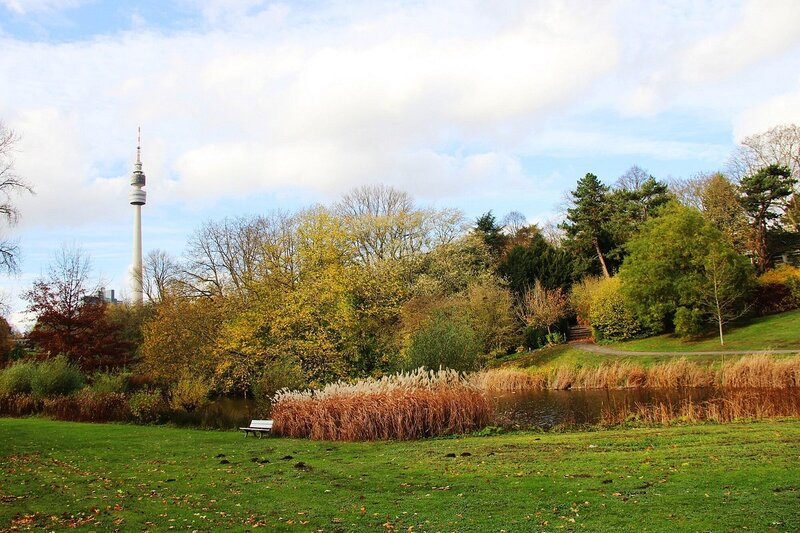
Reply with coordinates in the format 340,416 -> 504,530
1,0 -> 800,327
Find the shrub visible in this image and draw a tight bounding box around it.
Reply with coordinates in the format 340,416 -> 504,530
569,276 -> 603,325
0,394 -> 43,416
43,389 -> 130,422
128,389 -> 167,424
30,356 -> 84,397
89,372 -> 130,394
754,265 -> 800,315
545,331 -> 565,345
126,373 -> 159,391
522,326 -> 547,350
406,312 -> 482,372
588,277 -> 643,342
0,361 -> 37,395
674,306 -> 707,338
170,375 -> 212,412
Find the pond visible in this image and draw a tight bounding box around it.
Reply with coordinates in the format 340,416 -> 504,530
492,387 -> 800,429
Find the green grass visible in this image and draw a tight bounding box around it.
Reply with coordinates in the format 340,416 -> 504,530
2,419 -> 800,531
503,344 -> 754,369
611,308 -> 800,353
501,309 -> 800,370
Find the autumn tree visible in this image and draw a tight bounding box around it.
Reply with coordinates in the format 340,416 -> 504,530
698,173 -> 750,252
182,216 -> 271,297
739,165 -> 796,273
24,246 -> 130,370
0,316 -> 13,365
0,122 -> 33,274
335,184 -> 462,265
143,249 -> 181,302
140,296 -> 224,384
518,280 -> 569,335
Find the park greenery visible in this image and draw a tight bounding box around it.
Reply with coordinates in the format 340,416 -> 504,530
0,122 -> 799,432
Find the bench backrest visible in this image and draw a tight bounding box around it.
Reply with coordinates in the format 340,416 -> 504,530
250,419 -> 273,429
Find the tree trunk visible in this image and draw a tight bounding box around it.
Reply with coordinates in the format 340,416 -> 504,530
754,216 -> 770,274
713,269 -> 724,346
594,239 -> 611,278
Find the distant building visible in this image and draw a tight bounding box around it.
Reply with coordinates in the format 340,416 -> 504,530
82,288 -> 119,305
772,233 -> 800,267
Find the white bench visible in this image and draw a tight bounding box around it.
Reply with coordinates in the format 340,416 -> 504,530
240,419 -> 273,438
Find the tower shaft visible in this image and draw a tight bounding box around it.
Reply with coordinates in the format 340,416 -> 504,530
132,204 -> 143,305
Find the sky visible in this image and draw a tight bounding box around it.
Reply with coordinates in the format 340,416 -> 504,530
1,0 -> 800,328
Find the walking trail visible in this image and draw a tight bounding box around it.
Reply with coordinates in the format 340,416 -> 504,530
572,343 -> 799,357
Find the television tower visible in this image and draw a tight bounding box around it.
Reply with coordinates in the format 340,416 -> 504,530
129,127 -> 146,305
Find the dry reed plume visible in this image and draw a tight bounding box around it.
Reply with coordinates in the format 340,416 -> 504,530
475,355 -> 800,392
271,368 -> 490,441
601,389 -> 800,426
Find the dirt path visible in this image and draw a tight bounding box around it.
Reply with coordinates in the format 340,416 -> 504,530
572,343 -> 799,356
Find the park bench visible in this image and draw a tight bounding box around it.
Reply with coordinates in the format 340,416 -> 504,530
240,419 -> 273,438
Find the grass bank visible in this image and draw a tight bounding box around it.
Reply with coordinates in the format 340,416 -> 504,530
503,309 -> 800,370
611,308 -> 800,353
2,419 -> 800,531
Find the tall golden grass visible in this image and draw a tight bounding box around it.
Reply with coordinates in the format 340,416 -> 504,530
271,368 -> 490,441
475,355 -> 800,392
601,389 -> 800,426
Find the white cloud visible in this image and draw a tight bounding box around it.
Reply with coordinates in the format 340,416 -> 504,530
733,79 -> 800,139
679,0 -> 800,84
0,0 -> 624,227
0,0 -> 795,236
608,0 -> 800,117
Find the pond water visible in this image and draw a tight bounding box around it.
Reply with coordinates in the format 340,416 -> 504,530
492,387 -> 799,429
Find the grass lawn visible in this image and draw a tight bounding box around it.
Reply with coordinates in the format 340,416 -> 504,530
500,309 -> 800,370
2,419 -> 800,531
500,344 -> 769,369
611,308 -> 800,353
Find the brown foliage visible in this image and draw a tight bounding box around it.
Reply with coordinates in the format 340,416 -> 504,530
41,390 -> 130,422
24,247 -> 130,371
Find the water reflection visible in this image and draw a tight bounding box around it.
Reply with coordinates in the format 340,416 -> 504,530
492,388 -> 797,429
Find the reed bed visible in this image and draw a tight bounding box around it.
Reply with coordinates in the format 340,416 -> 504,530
469,368 -> 547,392
474,355 -> 800,392
600,389 -> 800,426
720,354 -> 800,388
271,368 -> 490,441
